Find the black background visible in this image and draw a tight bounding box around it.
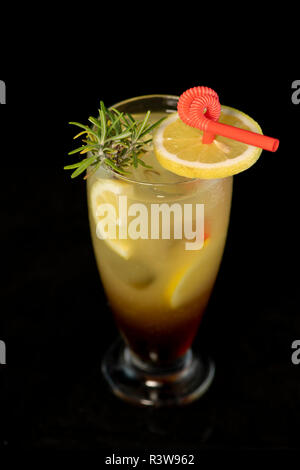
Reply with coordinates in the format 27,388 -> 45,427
0,45 -> 299,458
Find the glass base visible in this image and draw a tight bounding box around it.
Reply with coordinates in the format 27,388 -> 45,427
101,338 -> 215,407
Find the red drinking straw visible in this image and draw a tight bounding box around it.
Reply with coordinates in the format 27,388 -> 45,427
177,87 -> 279,152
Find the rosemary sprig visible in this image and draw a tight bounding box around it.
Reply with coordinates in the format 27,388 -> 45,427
64,101 -> 165,179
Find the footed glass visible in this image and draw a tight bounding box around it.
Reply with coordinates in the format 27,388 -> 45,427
87,95 -> 233,406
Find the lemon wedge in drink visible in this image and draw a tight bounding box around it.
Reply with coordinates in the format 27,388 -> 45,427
90,179 -> 132,259
153,106 -> 263,179
165,239 -> 219,309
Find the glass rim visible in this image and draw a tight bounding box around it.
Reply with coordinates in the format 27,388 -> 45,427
108,94 -> 200,187
110,93 -> 180,110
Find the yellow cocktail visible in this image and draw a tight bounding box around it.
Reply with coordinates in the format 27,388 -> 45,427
87,96 -> 232,405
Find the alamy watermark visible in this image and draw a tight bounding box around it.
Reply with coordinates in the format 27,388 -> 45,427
0,340 -> 6,364
95,196 -> 205,250
291,80 -> 300,105
0,80 -> 6,104
291,340 -> 300,365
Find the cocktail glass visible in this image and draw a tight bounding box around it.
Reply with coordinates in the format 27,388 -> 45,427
87,95 -> 233,406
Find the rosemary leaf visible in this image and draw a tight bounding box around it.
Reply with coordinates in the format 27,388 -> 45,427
64,162 -> 83,169
70,156 -> 96,179
135,111 -> 151,140
140,117 -> 166,137
68,145 -> 89,155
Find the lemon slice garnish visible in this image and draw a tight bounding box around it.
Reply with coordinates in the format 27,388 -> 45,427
90,179 -> 133,259
153,106 -> 263,179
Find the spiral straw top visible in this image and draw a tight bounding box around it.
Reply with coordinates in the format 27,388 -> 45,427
177,86 -> 279,151
177,86 -> 221,129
